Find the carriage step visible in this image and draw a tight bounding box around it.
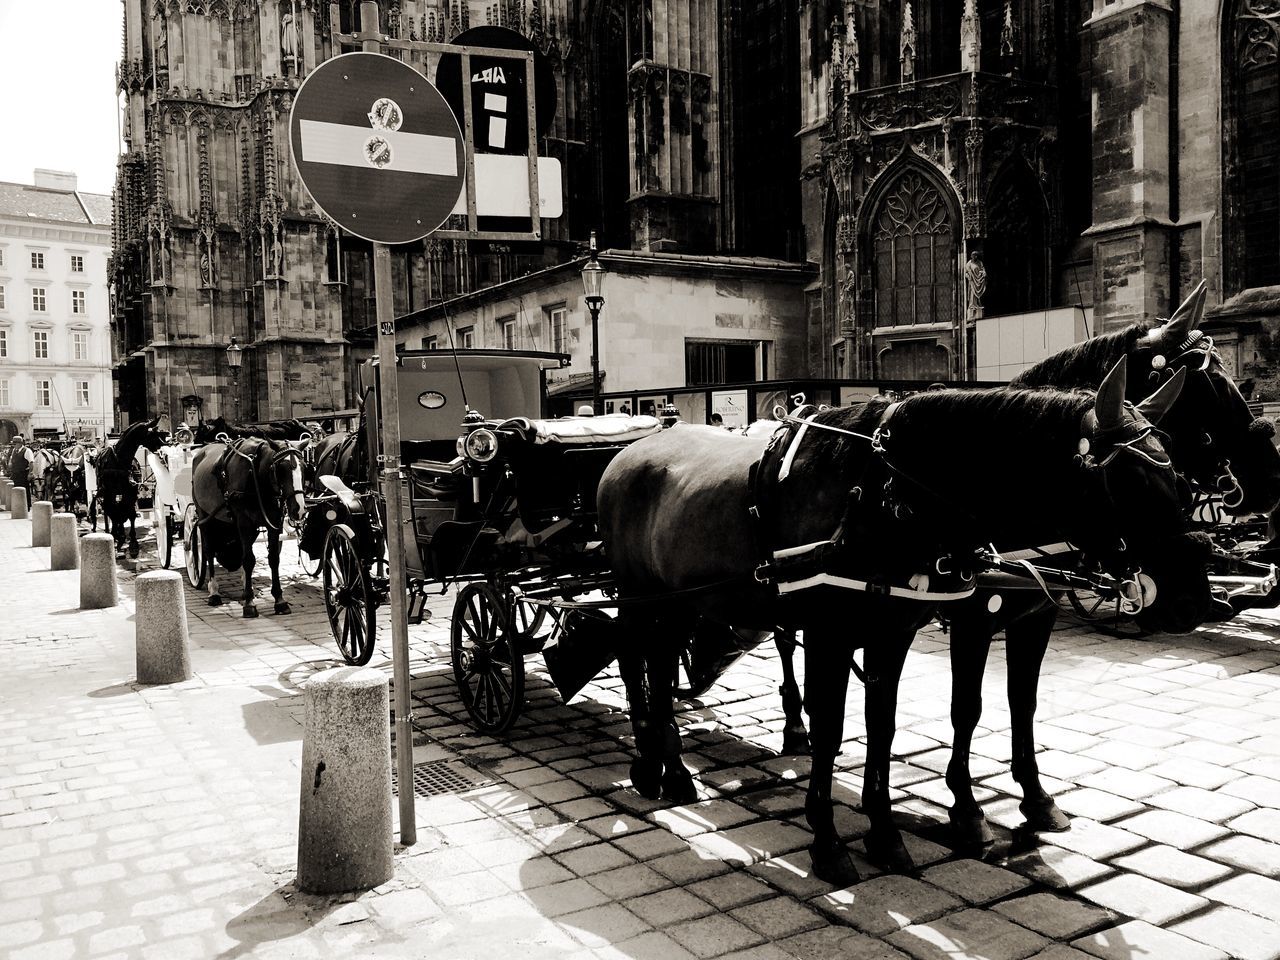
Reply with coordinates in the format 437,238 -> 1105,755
407,591 -> 430,625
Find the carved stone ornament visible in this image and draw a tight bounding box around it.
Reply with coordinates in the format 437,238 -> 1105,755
1237,0 -> 1280,67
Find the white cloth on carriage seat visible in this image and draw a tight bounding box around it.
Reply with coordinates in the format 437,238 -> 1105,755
519,414 -> 662,445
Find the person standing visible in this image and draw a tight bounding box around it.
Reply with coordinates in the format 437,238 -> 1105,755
8,435 -> 32,490
61,438 -> 87,518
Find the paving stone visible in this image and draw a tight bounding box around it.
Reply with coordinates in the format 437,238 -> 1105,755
688,822 -> 811,868
1171,905 -> 1280,960
1221,776 -> 1280,808
1004,845 -> 1114,891
687,872 -> 775,911
648,849 -> 733,885
729,896 -> 826,940
1025,947 -> 1095,960
553,841 -> 636,877
1052,788 -> 1144,824
1076,874 -> 1208,925
1148,785 -> 1256,823
1230,808 -> 1280,845
1035,819 -> 1146,861
586,862 -> 672,900
560,902 -> 652,949
594,931 -> 697,960
1076,768 -> 1177,801
1110,844 -> 1233,889
664,913 -> 766,959
777,927 -> 912,960
1203,874 -> 1280,924
1144,757 -> 1243,791
649,800 -> 757,838
887,908 -> 1049,960
627,888 -> 716,927
1115,809 -> 1229,848
993,892 -> 1116,940
920,859 -> 1030,905
1072,920 -> 1228,960
613,829 -> 690,862
810,875 -> 963,937
1198,834 -> 1280,878
522,877 -> 611,918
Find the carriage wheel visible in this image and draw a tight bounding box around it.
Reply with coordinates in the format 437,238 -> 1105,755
323,524 -> 376,666
298,538 -> 322,578
154,508 -> 173,569
183,504 -> 205,588
1063,587 -> 1147,638
451,582 -> 524,734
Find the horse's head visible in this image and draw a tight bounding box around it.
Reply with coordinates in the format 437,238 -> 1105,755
1129,281 -> 1280,515
140,416 -> 169,454
1073,357 -> 1211,634
268,438 -> 310,523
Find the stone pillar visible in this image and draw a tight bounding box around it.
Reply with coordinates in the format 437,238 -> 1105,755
81,534 -> 119,609
12,488 -> 29,520
1083,0 -> 1174,330
297,667 -> 394,894
31,502 -> 53,547
50,514 -> 80,570
135,570 -> 191,684
1,478 -> 12,511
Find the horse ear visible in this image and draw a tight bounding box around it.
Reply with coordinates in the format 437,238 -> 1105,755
1135,365 -> 1186,425
1095,356 -> 1128,430
1155,279 -> 1208,345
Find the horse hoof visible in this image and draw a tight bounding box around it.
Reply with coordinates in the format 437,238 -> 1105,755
810,841 -> 860,887
781,728 -> 812,756
1021,798 -> 1071,832
630,757 -> 663,801
949,808 -> 995,847
129,546 -> 140,559
661,767 -> 698,805
207,595 -> 224,607
243,605 -> 259,619
864,829 -> 917,875
274,601 -> 292,615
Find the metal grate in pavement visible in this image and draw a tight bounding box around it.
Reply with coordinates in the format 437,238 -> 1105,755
392,759 -> 494,798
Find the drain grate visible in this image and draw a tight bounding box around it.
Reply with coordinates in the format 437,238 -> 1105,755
392,759 -> 494,798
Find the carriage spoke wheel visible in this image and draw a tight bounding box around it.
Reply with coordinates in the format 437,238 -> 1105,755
1063,587 -> 1147,638
297,519 -> 322,578
154,508 -> 172,569
323,524 -> 376,666
451,582 -> 524,734
182,504 -> 205,588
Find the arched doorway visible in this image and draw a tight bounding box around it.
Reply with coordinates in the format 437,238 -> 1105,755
985,162 -> 1048,315
0,420 -> 17,445
865,164 -> 960,380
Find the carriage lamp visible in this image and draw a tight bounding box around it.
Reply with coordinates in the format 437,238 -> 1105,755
462,428 -> 499,463
580,231 -> 606,416
226,336 -> 243,420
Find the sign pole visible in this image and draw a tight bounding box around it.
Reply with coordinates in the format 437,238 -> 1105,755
361,1 -> 416,847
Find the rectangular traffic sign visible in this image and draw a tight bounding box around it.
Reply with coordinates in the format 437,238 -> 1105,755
451,155 -> 562,218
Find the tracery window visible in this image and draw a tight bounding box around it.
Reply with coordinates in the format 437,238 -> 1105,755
871,171 -> 956,328
1228,0 -> 1280,291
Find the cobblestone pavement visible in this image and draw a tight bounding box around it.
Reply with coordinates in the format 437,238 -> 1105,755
2,508 -> 1280,960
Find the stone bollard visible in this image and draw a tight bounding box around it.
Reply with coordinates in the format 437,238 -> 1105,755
31,502 -> 53,547
50,514 -> 80,571
1,479 -> 11,511
135,570 -> 191,684
11,488 -> 28,520
297,667 -> 394,894
80,534 -> 118,610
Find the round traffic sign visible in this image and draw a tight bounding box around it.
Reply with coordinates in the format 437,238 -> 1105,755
289,52 -> 464,245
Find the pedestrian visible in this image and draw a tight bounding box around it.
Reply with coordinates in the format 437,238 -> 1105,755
710,413 -> 724,428
61,437 -> 87,519
619,403 -> 631,416
7,435 -> 32,490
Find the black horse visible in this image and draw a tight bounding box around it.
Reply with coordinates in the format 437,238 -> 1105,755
599,361 -> 1211,886
88,418 -> 169,557
189,436 -> 309,617
193,417 -> 312,444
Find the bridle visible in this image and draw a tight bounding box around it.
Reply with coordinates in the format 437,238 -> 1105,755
220,434 -> 308,531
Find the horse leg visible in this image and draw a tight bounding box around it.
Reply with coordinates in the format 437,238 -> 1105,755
649,629 -> 696,804
240,519 -> 258,618
617,614 -> 662,800
776,629 -> 811,755
128,515 -> 140,559
803,628 -> 859,887
862,628 -> 916,875
946,614 -> 995,846
268,529 -> 290,614
1007,607 -> 1070,831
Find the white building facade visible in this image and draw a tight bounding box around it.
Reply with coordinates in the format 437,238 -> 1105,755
0,170 -> 115,442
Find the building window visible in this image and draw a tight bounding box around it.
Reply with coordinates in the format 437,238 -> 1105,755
32,288 -> 46,312
685,339 -> 760,385
70,255 -> 84,273
0,330 -> 6,358
32,330 -> 48,360
546,304 -> 568,354
71,290 -> 86,315
423,336 -> 438,350
75,380 -> 90,408
499,315 -> 517,350
871,170 -> 956,329
30,252 -> 44,270
0,249 -> 5,267
35,379 -> 50,407
0,380 -> 8,407
0,285 -> 5,310
459,326 -> 475,348
73,332 -> 89,361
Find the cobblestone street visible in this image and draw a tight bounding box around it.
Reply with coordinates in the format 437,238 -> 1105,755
2,511 -> 1280,960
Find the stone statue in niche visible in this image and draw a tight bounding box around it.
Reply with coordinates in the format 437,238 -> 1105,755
281,7 -> 299,64
199,247 -> 213,287
965,250 -> 987,320
271,233 -> 284,277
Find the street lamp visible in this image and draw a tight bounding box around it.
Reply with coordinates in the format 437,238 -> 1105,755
580,231 -> 606,415
226,336 -> 243,420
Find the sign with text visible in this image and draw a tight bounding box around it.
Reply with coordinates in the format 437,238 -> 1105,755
712,390 -> 750,430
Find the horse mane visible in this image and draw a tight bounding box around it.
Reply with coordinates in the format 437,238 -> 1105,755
1011,324 -> 1154,389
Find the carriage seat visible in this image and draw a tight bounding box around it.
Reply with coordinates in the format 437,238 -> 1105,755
498,414 -> 662,446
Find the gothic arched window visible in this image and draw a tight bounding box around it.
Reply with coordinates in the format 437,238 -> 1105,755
871,170 -> 957,328
1226,0 -> 1280,292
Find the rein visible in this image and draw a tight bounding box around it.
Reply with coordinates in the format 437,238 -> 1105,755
222,437 -> 305,532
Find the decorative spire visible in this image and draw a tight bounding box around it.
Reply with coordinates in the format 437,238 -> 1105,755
1001,0 -> 1019,66
844,3 -> 860,95
961,0 -> 980,73
448,0 -> 461,38
528,0 -> 544,44
900,0 -> 917,84
828,24 -> 844,117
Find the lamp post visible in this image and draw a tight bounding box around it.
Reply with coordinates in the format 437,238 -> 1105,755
580,231 -> 606,415
226,336 -> 242,420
